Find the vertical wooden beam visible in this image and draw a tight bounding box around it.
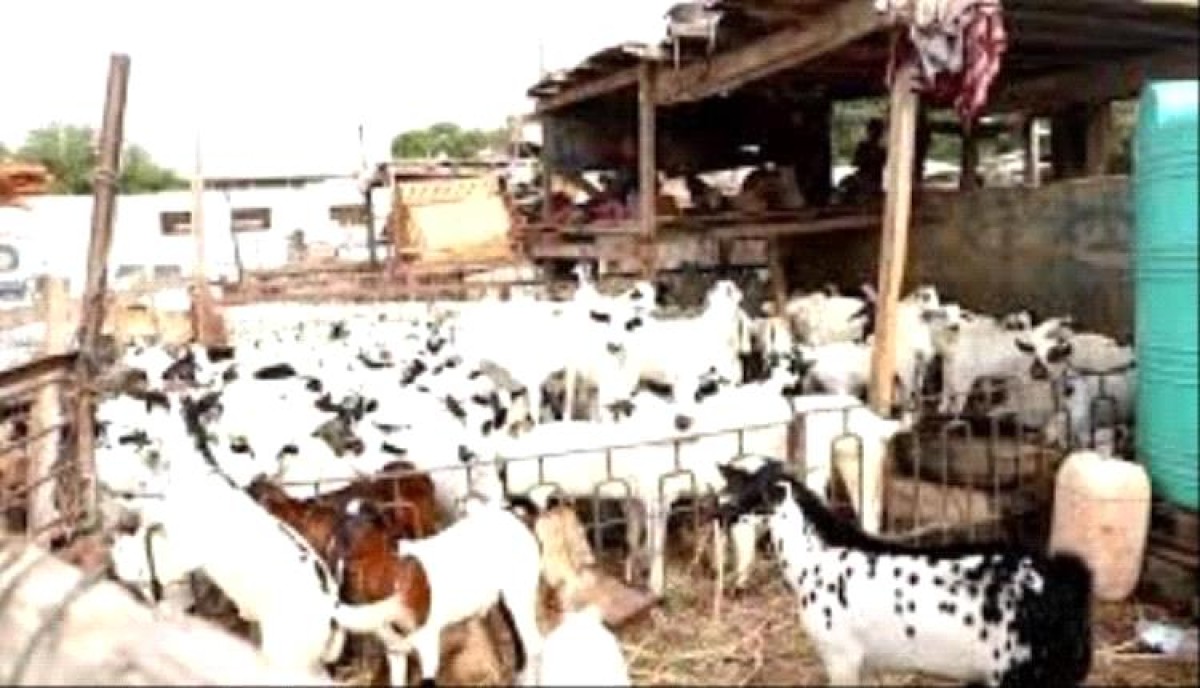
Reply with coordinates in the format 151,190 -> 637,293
26,277 -> 69,535
868,61 -> 920,415
189,138 -> 217,346
1024,116 -> 1042,187
637,59 -> 658,280
959,127 -> 979,191
1085,101 -> 1114,175
768,238 -> 788,313
73,53 -> 130,532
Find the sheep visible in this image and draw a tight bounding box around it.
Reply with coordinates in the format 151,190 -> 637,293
714,459 -> 1094,687
331,495 -> 545,687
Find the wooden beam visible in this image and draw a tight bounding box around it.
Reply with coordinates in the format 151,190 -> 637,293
1023,116 -> 1043,188
994,47 -> 1198,112
656,0 -> 886,105
534,70 -> 639,114
1085,102 -> 1114,175
869,60 -> 920,415
73,54 -> 129,530
637,60 -> 658,279
960,128 -> 979,191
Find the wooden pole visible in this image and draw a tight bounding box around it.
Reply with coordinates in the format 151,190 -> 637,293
26,277 -> 69,535
72,53 -> 130,533
1085,101 -> 1114,176
637,59 -> 659,280
1024,116 -> 1042,187
959,127 -> 979,191
868,59 -> 920,415
767,238 -> 788,313
189,136 -> 224,346
0,537 -> 328,685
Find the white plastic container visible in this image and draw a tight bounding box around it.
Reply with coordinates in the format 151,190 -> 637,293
1049,450 -> 1152,601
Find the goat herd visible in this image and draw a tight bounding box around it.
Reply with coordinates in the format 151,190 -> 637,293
79,267 -> 1134,686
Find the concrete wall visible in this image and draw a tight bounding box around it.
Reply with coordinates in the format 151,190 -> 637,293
782,175 -> 1133,338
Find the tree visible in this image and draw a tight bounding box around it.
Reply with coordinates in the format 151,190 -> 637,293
18,124 -> 96,194
119,145 -> 187,194
12,124 -> 184,195
0,143 -> 9,161
390,121 -> 508,159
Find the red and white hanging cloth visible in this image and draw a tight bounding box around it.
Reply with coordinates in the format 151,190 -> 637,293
875,0 -> 1008,128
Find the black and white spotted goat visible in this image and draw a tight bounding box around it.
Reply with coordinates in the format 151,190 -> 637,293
714,458 -> 1094,687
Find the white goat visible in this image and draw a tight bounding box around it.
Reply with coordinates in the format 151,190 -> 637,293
107,397 -> 348,677
332,496 -> 545,686
536,605 -> 632,687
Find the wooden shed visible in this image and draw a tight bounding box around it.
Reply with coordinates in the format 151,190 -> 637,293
522,0 -> 1198,409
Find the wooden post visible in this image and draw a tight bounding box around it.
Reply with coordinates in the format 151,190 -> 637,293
767,238 -> 788,314
1024,116 -> 1042,187
868,60 -> 920,415
637,59 -> 658,280
26,277 -> 69,536
1085,101 -> 1114,176
959,127 -> 979,191
189,137 -> 225,346
72,53 -> 130,532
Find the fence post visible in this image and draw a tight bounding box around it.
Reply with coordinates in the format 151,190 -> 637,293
26,277 -> 70,536
72,54 -> 131,534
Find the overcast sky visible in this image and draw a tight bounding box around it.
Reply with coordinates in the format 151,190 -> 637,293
1,0 -> 672,177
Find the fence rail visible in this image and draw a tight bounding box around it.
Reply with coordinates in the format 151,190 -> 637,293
0,352 -> 91,546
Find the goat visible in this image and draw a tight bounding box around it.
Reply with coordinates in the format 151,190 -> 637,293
332,496 -> 545,687
536,605 -> 632,687
715,459 -> 1094,687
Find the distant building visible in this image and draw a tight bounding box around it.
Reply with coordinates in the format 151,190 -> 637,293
0,174 -> 392,306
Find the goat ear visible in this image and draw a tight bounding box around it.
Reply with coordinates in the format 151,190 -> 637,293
1014,339 -> 1035,355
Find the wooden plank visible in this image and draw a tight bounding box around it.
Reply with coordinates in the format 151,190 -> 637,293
869,59 -> 920,415
655,0 -> 887,105
533,70 -> 639,114
638,60 -> 659,279
994,47 -> 1199,112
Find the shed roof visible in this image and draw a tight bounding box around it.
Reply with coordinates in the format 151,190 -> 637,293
529,0 -> 1198,114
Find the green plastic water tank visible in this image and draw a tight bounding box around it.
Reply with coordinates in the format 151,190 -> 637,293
1134,80 -> 1199,511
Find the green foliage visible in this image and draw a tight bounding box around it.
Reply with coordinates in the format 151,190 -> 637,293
119,144 -> 188,194
390,121 -> 511,159
0,143 -> 9,161
7,123 -> 184,195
